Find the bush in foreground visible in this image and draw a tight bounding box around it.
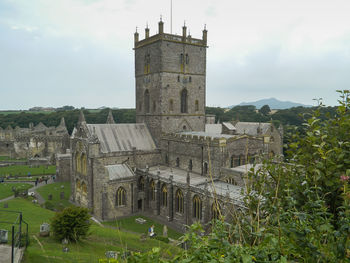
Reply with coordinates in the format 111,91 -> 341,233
51,206 -> 91,242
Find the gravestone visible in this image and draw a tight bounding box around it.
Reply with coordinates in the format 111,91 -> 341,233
3,203 -> 8,208
135,218 -> 146,224
60,191 -> 64,200
63,247 -> 69,253
105,251 -> 118,259
0,230 -> 8,243
48,194 -> 52,200
62,238 -> 69,245
39,223 -> 50,237
61,185 -> 64,189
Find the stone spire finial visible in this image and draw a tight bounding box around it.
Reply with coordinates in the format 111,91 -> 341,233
106,109 -> 115,124
78,110 -> 86,124
59,117 -> 66,127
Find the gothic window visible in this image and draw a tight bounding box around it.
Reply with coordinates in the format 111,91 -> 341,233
169,99 -> 174,111
195,100 -> 199,111
189,76 -> 192,82
175,189 -> 184,214
75,152 -> 81,173
193,195 -> 202,220
116,187 -> 126,206
176,157 -> 180,167
138,176 -> 144,191
161,184 -> 168,207
150,180 -> 155,201
185,54 -> 189,64
76,179 -> 81,191
189,159 -> 193,171
177,75 -> 180,82
203,162 -> 208,174
144,89 -> 150,113
180,89 -> 188,113
183,125 -> 187,131
81,153 -> 87,175
180,53 -> 184,64
211,202 -> 221,220
81,182 -> 87,194
234,157 -> 240,167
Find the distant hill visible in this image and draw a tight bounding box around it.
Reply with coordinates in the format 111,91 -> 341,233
230,98 -> 313,110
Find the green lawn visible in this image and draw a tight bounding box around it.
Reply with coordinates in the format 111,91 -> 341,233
0,198 -> 180,263
0,165 -> 56,176
103,215 -> 183,240
0,156 -> 27,162
36,182 -> 72,209
0,183 -> 32,199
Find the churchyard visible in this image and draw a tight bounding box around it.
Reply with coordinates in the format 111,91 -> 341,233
0,182 -> 181,262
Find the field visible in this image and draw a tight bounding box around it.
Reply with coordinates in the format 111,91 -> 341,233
0,165 -> 56,176
36,182 -> 72,210
0,198 -> 180,262
0,183 -> 32,199
104,215 -> 182,240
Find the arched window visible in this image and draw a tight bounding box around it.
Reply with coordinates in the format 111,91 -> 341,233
175,189 -> 184,213
150,180 -> 155,201
116,187 -> 126,206
189,159 -> 193,171
144,89 -> 150,113
161,184 -> 168,207
189,76 -> 192,82
81,153 -> 87,175
193,195 -> 202,220
212,202 -> 221,220
169,99 -> 174,111
185,54 -> 189,64
180,89 -> 188,113
165,154 -> 169,165
138,176 -> 144,191
153,100 -> 156,112
176,157 -> 180,167
76,152 -> 81,173
230,156 -> 234,168
76,179 -> 81,191
203,162 -> 208,174
195,100 -> 199,111
177,75 -> 180,82
81,182 -> 87,194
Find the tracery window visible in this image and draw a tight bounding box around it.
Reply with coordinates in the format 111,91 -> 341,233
175,189 -> 184,213
161,184 -> 168,207
150,180 -> 156,201
193,195 -> 202,220
138,176 -> 145,191
211,202 -> 221,220
116,187 -> 126,206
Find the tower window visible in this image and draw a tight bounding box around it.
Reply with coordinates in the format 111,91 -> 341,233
176,157 -> 180,167
195,100 -> 199,111
169,99 -> 174,111
185,54 -> 189,64
161,184 -> 168,207
189,76 -> 192,82
189,159 -> 193,171
177,75 -> 180,82
180,88 -> 188,113
144,89 -> 150,113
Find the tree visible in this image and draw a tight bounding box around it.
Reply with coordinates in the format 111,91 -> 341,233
259,104 -> 271,115
51,206 -> 91,242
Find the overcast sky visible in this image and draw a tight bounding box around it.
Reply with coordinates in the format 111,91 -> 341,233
1,0 -> 349,110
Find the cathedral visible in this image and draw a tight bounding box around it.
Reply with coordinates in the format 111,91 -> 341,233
70,20 -> 283,231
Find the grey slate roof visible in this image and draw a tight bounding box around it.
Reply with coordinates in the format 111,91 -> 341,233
87,123 -> 156,153
234,122 -> 271,136
205,124 -> 222,134
106,164 -> 135,181
222,122 -> 236,131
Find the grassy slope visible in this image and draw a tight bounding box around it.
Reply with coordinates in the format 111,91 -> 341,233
0,198 -> 179,262
104,215 -> 182,240
0,183 -> 32,199
0,165 -> 56,176
36,182 -> 72,208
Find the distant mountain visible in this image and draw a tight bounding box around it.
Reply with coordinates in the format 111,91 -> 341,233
230,98 -> 313,110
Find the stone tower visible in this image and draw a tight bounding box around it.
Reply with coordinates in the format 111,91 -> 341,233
134,19 -> 208,145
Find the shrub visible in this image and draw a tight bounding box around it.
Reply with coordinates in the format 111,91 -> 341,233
51,206 -> 91,242
44,201 -> 55,211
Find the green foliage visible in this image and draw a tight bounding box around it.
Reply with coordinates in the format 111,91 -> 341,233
154,236 -> 169,243
44,201 -> 55,211
0,183 -> 31,199
259,104 -> 271,115
51,206 -> 91,242
36,182 -> 71,210
0,108 -> 136,134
